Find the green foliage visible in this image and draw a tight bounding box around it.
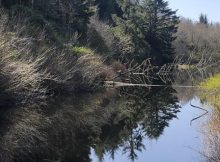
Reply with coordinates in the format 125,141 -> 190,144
199,75 -> 220,162
72,46 -> 94,55
111,23 -> 136,60
8,6 -> 64,45
1,0 -> 179,65
111,12 -> 148,61
95,0 -> 122,21
200,74 -> 220,91
2,0 -> 95,36
199,74 -> 220,110
141,0 -> 179,63
97,0 -> 179,63
1,0 -> 20,8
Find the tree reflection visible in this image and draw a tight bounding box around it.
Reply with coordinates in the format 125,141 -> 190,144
0,84 -> 181,162
122,127 -> 145,162
94,85 -> 181,161
0,91 -> 115,162
199,76 -> 220,162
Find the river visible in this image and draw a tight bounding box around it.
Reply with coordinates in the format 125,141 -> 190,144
0,68 -> 218,162
91,98 -> 207,162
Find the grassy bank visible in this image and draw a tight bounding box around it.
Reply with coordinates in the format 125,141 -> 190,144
199,74 -> 220,162
200,74 -> 220,107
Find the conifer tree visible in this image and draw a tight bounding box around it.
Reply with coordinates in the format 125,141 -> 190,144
95,0 -> 122,21
199,13 -> 208,25
112,0 -> 179,63
142,0 -> 179,63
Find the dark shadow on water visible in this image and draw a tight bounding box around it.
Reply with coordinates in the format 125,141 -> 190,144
0,82 -> 182,162
2,66 -> 220,162
94,85 -> 181,162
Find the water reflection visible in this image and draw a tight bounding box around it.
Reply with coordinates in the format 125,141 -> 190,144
198,77 -> 220,162
0,68 -> 219,162
0,92 -> 116,162
0,82 -> 181,162
202,109 -> 220,162
94,86 -> 181,162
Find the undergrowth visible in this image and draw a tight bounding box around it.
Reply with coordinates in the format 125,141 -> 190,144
0,7 -> 114,106
199,74 -> 220,162
200,74 -> 220,91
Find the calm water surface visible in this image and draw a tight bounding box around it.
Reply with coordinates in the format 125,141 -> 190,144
0,69 -> 218,162
91,98 -> 206,162
89,69 -> 217,162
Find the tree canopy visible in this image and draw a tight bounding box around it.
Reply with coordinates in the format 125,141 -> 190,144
0,0 -> 179,64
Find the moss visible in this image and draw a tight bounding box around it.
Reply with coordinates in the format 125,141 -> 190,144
72,47 -> 94,55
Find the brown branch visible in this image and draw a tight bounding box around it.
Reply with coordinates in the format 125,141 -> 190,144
190,101 -> 209,125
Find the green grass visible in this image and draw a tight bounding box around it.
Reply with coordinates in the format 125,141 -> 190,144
72,47 -> 94,55
199,73 -> 220,108
200,74 -> 220,91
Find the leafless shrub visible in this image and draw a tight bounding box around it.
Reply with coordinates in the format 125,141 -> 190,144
174,18 -> 220,65
0,8 -> 110,100
0,10 -> 48,104
202,110 -> 220,162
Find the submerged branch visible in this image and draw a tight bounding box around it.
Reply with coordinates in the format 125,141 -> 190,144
104,81 -> 197,88
190,101 -> 209,125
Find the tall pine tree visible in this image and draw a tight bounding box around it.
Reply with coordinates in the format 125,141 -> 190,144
142,0 -> 179,64
199,13 -> 208,25
95,0 -> 122,21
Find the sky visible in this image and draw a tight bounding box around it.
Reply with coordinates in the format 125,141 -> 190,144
168,0 -> 220,23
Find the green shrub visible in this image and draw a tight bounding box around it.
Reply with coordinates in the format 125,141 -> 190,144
200,74 -> 220,91
72,46 -> 94,55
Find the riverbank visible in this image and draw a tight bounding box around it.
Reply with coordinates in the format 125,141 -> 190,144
199,74 -> 220,162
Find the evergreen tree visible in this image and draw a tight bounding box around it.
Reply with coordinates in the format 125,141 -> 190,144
95,0 -> 122,21
110,0 -> 151,61
112,0 -> 179,63
1,0 -> 34,8
1,0 -> 94,34
116,0 -> 140,19
199,13 -> 208,25
142,0 -> 179,64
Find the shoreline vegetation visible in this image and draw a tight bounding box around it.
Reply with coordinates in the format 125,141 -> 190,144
199,74 -> 220,162
0,0 -> 179,107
